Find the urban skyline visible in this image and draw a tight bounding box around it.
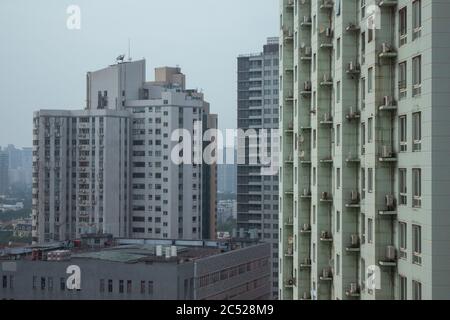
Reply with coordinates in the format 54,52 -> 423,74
2,0 -> 450,303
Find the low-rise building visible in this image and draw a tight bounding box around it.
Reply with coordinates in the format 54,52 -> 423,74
0,238 -> 270,300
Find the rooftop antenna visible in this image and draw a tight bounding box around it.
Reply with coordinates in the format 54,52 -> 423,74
128,38 -> 132,62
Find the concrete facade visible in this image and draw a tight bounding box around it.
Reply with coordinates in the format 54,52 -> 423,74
279,0 -> 450,300
33,60 -> 217,244
237,37 -> 280,299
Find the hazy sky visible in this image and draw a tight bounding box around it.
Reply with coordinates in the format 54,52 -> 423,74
0,0 -> 278,147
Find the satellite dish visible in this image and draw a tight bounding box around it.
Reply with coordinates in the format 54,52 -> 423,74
116,54 -> 125,63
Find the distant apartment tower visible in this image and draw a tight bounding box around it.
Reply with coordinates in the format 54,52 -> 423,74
279,0 -> 450,300
32,60 -> 217,243
218,147 -> 237,194
0,148 -> 9,194
237,37 -> 280,298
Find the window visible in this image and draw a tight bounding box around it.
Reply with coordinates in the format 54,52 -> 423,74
412,168 -> 422,208
413,281 -> 422,300
399,62 -> 407,99
412,225 -> 422,265
336,81 -> 341,103
361,168 -> 366,200
361,78 -> 366,108
368,117 -> 373,143
336,211 -> 341,233
368,218 -> 373,243
399,7 -> 407,46
361,122 -> 366,154
361,213 -> 366,243
361,33 -> 366,65
412,0 -> 422,40
412,56 -> 422,96
412,112 -> 422,151
368,168 -> 373,193
108,279 -> 113,293
336,168 -> 341,189
127,280 -> 132,294
399,275 -> 408,300
399,169 -> 407,205
336,38 -> 341,60
2,275 -> 6,289
336,124 -> 341,146
399,222 -> 407,259
368,68 -> 373,93
100,279 -> 105,293
399,116 -> 407,151
336,254 -> 341,276
119,280 -> 124,293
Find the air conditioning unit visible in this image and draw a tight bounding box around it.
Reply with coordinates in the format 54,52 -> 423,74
303,16 -> 310,24
304,46 -> 312,56
323,73 -> 331,82
303,224 -> 311,231
381,145 -> 392,158
322,268 -> 331,278
288,154 -> 293,162
325,27 -> 332,38
321,192 -> 328,200
351,191 -> 359,202
386,245 -> 397,261
304,81 -> 312,91
303,257 -> 312,265
385,194 -> 395,211
299,134 -> 305,144
351,234 -> 360,247
303,188 -> 310,197
323,113 -> 331,122
321,231 -> 329,239
299,150 -> 306,159
383,95 -> 393,107
288,90 -> 294,97
382,42 -> 392,53
349,283 -> 359,294
288,121 -> 294,130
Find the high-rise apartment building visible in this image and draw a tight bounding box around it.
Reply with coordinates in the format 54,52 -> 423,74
32,59 -> 217,243
0,148 -> 9,195
237,37 -> 280,299
279,0 -> 450,300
